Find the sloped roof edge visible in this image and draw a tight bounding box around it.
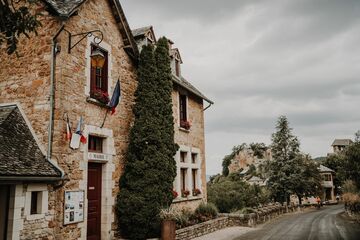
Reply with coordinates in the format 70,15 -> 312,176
172,75 -> 213,104
0,103 -> 64,180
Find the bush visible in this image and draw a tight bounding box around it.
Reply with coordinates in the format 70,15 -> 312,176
207,175 -> 269,212
342,180 -> 358,194
343,193 -> 360,213
175,208 -> 193,229
234,207 -> 256,214
193,202 -> 218,222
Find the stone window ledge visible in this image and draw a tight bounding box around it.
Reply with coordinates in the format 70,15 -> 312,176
86,97 -> 111,109
173,196 -> 202,203
179,127 -> 190,133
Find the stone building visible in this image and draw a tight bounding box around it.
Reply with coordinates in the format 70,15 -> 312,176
131,26 -> 213,209
319,165 -> 335,202
0,0 -> 211,239
331,139 -> 353,154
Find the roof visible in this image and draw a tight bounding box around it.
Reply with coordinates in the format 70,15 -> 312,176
43,0 -> 139,59
43,0 -> 85,17
173,75 -> 213,104
332,139 -> 353,146
0,104 -> 62,181
319,165 -> 334,173
132,26 -> 153,38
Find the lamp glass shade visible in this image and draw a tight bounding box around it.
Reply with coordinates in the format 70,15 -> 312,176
90,49 -> 105,68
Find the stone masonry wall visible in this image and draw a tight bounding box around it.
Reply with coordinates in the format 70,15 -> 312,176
172,87 -> 206,209
0,0 -> 137,239
175,205 -> 299,240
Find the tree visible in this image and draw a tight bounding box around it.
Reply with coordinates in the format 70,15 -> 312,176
0,0 -> 41,55
342,141 -> 360,189
116,38 -> 178,239
267,116 -> 300,203
290,154 -> 322,204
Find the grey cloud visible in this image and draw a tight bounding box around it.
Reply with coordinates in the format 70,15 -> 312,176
120,0 -> 360,174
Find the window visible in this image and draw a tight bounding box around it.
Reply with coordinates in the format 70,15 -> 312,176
180,151 -> 187,163
180,168 -> 187,191
90,46 -> 108,99
192,169 -> 197,190
191,153 -> 197,164
175,59 -> 180,77
88,135 -> 103,153
179,94 -> 188,129
323,174 -> 331,181
30,192 -> 40,215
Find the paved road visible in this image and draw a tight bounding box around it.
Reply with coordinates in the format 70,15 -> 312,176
234,204 -> 360,240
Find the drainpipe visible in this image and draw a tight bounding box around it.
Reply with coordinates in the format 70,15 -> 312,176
203,102 -> 213,111
47,25 -> 65,161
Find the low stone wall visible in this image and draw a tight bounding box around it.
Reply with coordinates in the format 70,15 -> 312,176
175,205 -> 299,240
175,217 -> 229,240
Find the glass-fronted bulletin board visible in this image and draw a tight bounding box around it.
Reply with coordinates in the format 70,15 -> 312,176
64,190 -> 84,225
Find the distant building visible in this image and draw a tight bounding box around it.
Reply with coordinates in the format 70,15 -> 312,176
319,165 -> 335,202
331,139 -> 353,153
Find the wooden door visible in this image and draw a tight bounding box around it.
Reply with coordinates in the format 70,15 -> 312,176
87,163 -> 102,240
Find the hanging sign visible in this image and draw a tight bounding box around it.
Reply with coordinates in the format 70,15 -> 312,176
64,190 -> 84,225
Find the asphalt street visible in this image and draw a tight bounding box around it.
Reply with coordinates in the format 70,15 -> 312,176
234,204 -> 360,240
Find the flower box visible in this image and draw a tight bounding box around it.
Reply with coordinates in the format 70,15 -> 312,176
91,89 -> 109,105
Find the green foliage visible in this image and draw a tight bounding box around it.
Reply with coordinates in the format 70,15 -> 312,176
194,202 -> 218,221
267,116 -> 300,203
342,141 -> 360,189
222,144 -> 246,176
267,116 -> 321,204
342,180 -> 358,194
207,174 -> 269,212
234,207 -> 257,214
0,0 -> 41,55
249,142 -> 267,158
343,192 -> 360,214
116,38 -> 178,239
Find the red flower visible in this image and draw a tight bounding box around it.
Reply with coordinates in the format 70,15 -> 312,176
92,89 -> 110,104
193,188 -> 201,196
181,189 -> 190,198
172,190 -> 178,199
180,120 -> 191,130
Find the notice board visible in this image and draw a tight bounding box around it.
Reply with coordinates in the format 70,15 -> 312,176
64,190 -> 84,225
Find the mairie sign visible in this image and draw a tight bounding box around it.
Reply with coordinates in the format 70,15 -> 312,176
88,152 -> 110,162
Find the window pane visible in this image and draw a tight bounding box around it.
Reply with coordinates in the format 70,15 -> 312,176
180,152 -> 187,163
88,136 -> 103,153
30,192 -> 38,215
191,153 -> 197,164
192,169 -> 197,190
179,95 -> 187,122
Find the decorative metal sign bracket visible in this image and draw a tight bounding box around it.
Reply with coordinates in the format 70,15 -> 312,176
64,29 -> 104,53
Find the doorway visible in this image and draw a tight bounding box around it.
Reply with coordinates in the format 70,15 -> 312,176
87,163 -> 102,240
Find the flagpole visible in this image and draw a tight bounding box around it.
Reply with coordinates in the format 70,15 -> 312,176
100,109 -> 109,128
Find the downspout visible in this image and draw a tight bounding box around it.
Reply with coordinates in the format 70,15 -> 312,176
47,25 -> 65,162
203,101 -> 213,111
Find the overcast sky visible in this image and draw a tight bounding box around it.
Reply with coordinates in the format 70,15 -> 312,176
121,0 -> 360,175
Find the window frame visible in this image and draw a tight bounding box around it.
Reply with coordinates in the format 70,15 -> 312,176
88,135 -> 104,153
90,45 -> 108,98
179,94 -> 187,122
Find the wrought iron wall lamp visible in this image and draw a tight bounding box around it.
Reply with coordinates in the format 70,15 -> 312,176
64,29 -> 104,53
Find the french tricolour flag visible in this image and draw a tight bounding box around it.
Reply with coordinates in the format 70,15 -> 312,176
108,79 -> 121,115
